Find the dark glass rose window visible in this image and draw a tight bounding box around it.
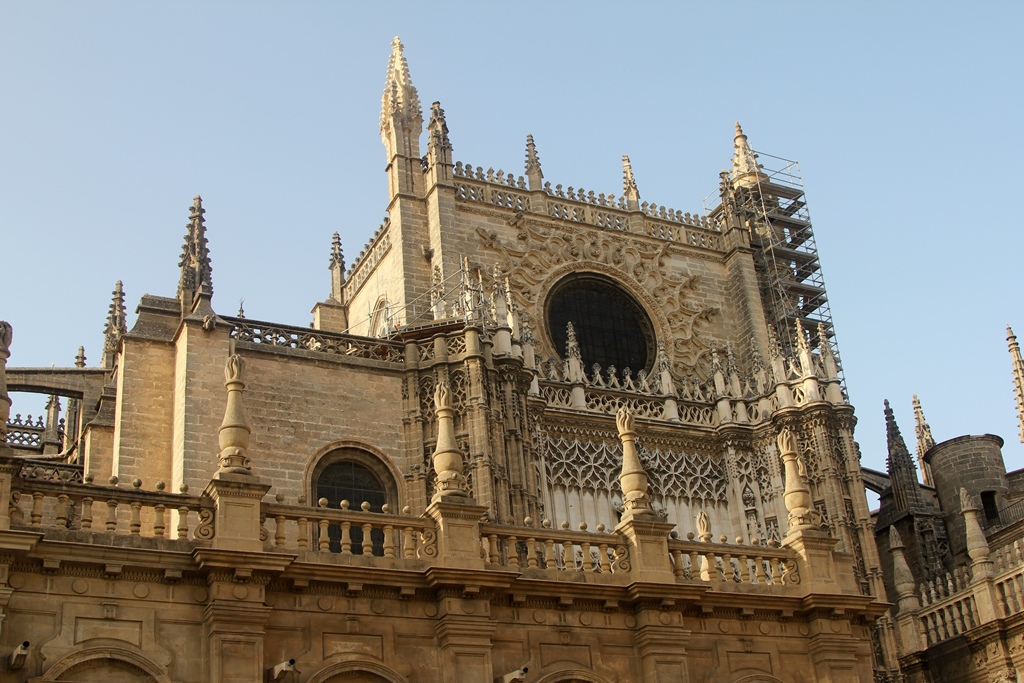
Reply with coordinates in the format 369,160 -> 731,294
546,275 -> 655,373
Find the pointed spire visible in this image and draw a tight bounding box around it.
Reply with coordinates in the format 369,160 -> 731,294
912,394 -> 936,485
177,195 -> 214,315
885,400 -> 923,512
1008,325 -> 1024,444
794,318 -> 810,353
74,346 -> 86,368
103,280 -> 127,368
525,134 -> 543,190
380,36 -> 423,139
622,155 -> 640,210
427,101 -> 451,153
731,122 -> 767,188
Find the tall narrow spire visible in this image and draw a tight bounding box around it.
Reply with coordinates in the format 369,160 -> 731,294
622,155 -> 639,210
731,122 -> 767,189
177,195 -> 213,316
912,394 -> 936,485
1008,325 -> 1024,444
525,134 -> 543,190
380,37 -> 423,136
885,400 -> 922,512
103,280 -> 127,368
0,322 -> 11,448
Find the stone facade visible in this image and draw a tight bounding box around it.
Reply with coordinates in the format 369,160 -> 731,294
0,38 -> 898,682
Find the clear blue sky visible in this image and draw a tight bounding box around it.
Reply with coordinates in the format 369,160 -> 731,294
3,2 -> 1022,482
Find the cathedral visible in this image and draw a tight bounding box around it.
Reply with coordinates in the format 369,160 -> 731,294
1,37 -> 1022,682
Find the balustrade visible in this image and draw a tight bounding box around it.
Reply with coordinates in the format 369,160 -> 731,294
478,519 -> 629,576
667,533 -> 798,586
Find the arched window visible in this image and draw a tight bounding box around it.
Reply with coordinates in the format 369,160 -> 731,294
312,449 -> 398,556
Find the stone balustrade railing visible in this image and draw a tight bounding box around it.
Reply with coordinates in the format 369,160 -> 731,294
227,317 -> 405,364
261,499 -> 437,561
9,475 -> 214,542
667,533 -> 798,586
916,566 -> 978,646
5,413 -> 47,449
478,520 -> 630,576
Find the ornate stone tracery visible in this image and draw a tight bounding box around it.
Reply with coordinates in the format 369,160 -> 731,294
475,223 -> 719,375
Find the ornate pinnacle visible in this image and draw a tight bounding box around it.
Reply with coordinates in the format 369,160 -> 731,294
778,428 -> 816,533
74,346 -> 86,368
616,407 -> 652,518
731,122 -> 766,187
177,195 -> 214,313
1008,325 -> 1024,444
816,322 -> 833,357
430,380 -> 469,500
103,280 -> 128,362
217,353 -> 253,475
622,155 -> 640,204
525,134 -> 543,190
794,318 -> 810,353
380,36 -> 423,137
912,394 -> 936,461
885,400 -> 922,512
565,322 -> 581,360
330,232 -> 345,271
427,101 -> 451,152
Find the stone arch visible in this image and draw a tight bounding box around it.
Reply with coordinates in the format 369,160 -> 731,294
733,675 -> 788,683
305,440 -> 404,511
534,669 -> 615,683
369,297 -> 391,337
40,646 -> 170,682
306,658 -> 410,683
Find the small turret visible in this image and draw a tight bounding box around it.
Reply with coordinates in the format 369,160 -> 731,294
911,394 -> 936,485
177,195 -> 214,317
525,134 -> 543,190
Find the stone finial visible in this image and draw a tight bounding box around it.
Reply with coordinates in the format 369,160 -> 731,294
911,394 -> 936,485
615,407 -> 653,518
380,36 -> 423,138
731,122 -> 767,189
74,346 -> 86,368
1008,325 -> 1024,444
889,525 -> 905,550
177,195 -> 214,315
960,487 -> 978,514
885,399 -> 922,512
103,280 -> 128,368
696,510 -> 711,542
430,379 -> 469,500
656,341 -> 673,395
525,134 -> 543,190
766,324 -> 782,359
778,428 -> 816,532
794,318 -> 810,353
622,155 -> 640,209
0,321 -> 11,443
217,353 -> 253,475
